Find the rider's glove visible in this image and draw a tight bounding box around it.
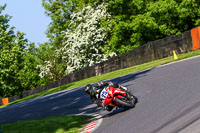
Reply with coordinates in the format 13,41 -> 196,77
97,81 -> 104,86
108,82 -> 114,86
119,85 -> 128,91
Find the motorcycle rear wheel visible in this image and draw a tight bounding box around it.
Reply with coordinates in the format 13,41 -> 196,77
115,97 -> 135,108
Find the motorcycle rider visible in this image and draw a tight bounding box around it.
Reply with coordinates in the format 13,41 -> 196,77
85,81 -> 128,111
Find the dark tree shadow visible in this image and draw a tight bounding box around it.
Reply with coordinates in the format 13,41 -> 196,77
110,68 -> 154,84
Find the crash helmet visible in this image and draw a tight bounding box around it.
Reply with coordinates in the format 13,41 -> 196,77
85,84 -> 95,96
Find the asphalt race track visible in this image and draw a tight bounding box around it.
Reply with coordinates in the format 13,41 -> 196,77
1,56 -> 200,133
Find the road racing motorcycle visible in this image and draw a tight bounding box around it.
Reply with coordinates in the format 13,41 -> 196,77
100,86 -> 138,110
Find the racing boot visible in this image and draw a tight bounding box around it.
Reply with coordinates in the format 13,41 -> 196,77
95,99 -> 103,107
104,106 -> 114,112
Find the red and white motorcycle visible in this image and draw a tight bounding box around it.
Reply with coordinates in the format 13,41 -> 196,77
100,86 -> 138,110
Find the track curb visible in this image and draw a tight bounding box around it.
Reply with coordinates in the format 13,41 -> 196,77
78,114 -> 103,133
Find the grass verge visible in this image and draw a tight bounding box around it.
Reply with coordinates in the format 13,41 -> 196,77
1,49 -> 200,108
0,115 -> 92,133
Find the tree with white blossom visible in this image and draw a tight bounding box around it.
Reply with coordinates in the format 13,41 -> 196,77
38,3 -> 115,79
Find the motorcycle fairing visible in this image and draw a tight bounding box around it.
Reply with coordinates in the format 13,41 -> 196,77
101,86 -> 127,107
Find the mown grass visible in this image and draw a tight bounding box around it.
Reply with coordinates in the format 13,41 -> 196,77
0,115 -> 92,133
1,49 -> 200,108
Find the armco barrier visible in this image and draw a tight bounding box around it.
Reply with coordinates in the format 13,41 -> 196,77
21,28 -> 195,98
9,96 -> 19,103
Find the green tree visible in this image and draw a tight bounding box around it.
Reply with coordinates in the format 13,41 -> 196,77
36,42 -> 66,81
103,0 -> 200,54
40,0 -> 101,80
42,0 -> 200,55
38,3 -> 116,79
18,43 -> 49,92
40,0 -> 200,79
0,4 -> 47,97
42,0 -> 85,46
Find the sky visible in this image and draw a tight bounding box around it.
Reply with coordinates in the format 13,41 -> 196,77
0,0 -> 51,47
